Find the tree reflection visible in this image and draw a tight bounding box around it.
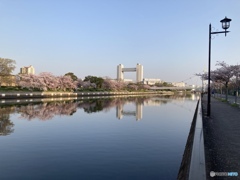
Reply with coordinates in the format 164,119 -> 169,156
80,97 -> 155,114
79,98 -> 119,113
14,97 -> 155,120
0,96 -> 182,121
17,101 -> 79,120
0,107 -> 15,136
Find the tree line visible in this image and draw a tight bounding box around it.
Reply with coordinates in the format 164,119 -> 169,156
199,61 -> 240,101
18,73 -> 151,92
0,58 -> 151,92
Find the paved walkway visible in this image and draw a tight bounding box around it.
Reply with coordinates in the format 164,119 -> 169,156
202,94 -> 240,179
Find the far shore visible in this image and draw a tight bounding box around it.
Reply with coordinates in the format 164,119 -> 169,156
0,90 -> 174,99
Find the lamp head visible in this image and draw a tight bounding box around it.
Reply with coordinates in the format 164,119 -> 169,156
220,16 -> 232,30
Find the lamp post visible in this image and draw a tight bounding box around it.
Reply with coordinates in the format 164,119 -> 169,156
207,17 -> 232,116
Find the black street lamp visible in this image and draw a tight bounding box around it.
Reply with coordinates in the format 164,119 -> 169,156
207,17 -> 232,116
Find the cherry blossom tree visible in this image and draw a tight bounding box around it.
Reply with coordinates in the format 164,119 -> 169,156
18,74 -> 43,90
212,61 -> 239,101
102,79 -> 127,91
18,72 -> 77,91
81,81 -> 96,89
127,83 -> 138,91
76,78 -> 84,88
102,79 -> 117,91
230,65 -> 240,103
38,72 -> 58,91
57,75 -> 77,91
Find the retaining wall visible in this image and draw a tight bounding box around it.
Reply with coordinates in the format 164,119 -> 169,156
0,91 -> 173,99
177,98 -> 206,180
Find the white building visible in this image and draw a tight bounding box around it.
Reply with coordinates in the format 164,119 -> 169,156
117,63 -> 143,83
143,78 -> 161,85
172,82 -> 186,87
136,63 -> 143,83
20,65 -> 35,75
123,79 -> 133,83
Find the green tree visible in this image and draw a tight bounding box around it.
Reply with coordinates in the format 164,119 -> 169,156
162,82 -> 173,87
0,58 -> 16,75
64,72 -> 78,81
83,100 -> 104,113
84,75 -> 104,89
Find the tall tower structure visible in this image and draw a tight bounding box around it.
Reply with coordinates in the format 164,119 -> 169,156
117,64 -> 124,81
136,63 -> 143,83
116,63 -> 143,83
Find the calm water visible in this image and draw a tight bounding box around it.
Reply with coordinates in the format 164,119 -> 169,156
0,94 -> 199,180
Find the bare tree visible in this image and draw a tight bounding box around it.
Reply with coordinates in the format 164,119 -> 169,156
0,58 -> 16,87
0,58 -> 16,75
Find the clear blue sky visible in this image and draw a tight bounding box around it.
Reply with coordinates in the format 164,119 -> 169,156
1,0 -> 240,85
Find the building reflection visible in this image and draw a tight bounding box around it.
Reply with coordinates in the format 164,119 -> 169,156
0,94 -> 199,123
116,103 -> 143,120
116,98 -> 171,120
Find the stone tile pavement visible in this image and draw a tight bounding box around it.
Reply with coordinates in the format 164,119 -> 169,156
202,94 -> 240,179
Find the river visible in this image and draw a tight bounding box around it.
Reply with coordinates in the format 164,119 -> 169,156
0,94 -> 199,180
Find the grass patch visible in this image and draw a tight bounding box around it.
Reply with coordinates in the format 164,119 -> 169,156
221,99 -> 228,103
231,103 -> 239,108
0,86 -> 35,92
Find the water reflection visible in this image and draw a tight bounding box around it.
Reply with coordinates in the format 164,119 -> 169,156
0,94 -> 200,180
0,94 -> 199,123
16,97 -> 154,121
17,102 -> 78,120
0,107 -> 15,136
116,103 -> 143,120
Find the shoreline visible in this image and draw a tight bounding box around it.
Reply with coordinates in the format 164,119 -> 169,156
0,91 -> 174,99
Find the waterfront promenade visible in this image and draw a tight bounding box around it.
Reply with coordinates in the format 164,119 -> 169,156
202,94 -> 240,179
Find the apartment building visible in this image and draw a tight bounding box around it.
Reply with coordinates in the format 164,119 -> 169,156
20,65 -> 35,75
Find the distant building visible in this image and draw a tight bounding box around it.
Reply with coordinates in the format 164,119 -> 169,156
172,82 -> 186,87
20,65 -> 35,75
117,63 -> 143,83
123,79 -> 133,83
143,78 -> 161,85
188,84 -> 195,88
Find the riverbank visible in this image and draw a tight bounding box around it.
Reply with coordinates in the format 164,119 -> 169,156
202,94 -> 240,179
178,98 -> 206,180
0,90 -> 174,99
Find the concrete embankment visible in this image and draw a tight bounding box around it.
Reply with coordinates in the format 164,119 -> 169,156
0,91 -> 173,99
177,98 -> 206,180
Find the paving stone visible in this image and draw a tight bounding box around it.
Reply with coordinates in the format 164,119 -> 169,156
202,94 -> 240,180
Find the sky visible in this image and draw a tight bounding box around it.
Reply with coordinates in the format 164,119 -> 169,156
0,0 -> 240,85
